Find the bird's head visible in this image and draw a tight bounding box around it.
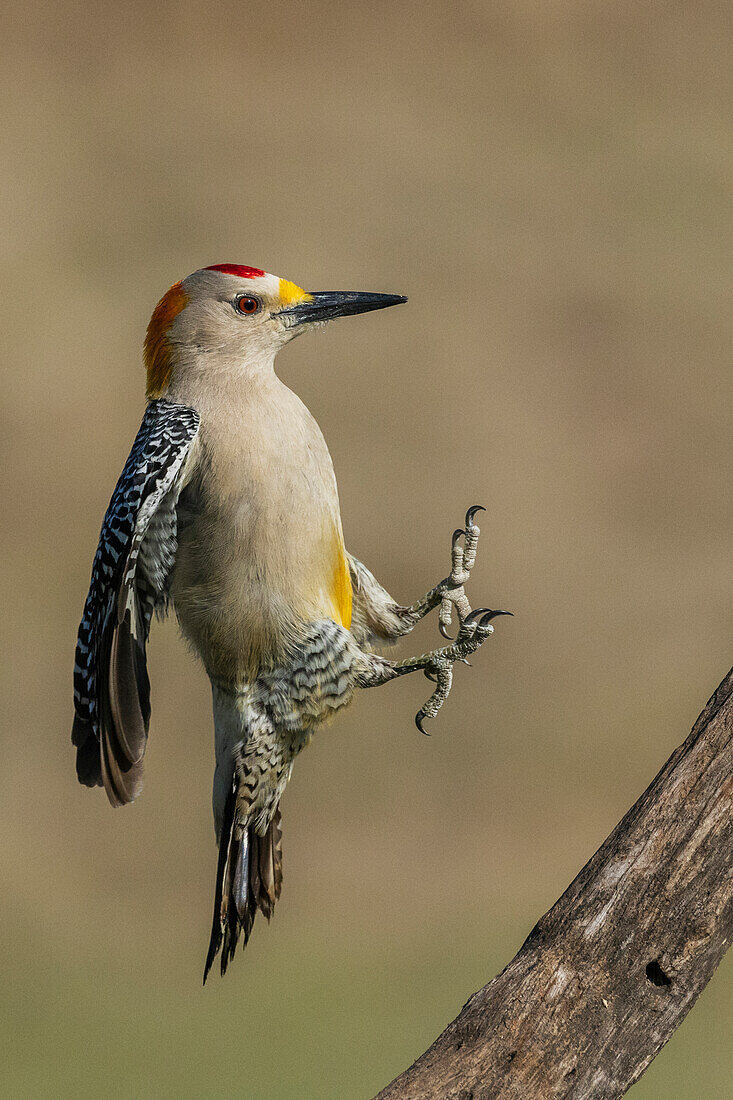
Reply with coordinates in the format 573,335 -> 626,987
144,263 -> 407,399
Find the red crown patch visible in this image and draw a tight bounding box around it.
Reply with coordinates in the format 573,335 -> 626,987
205,264 -> 265,278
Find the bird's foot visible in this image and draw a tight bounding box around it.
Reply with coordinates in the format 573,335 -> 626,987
398,505 -> 487,636
437,505 -> 485,640
355,503 -> 511,727
410,608 -> 511,733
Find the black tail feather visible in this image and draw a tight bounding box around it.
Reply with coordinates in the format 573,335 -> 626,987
72,713 -> 103,788
204,776 -> 237,983
204,787 -> 283,983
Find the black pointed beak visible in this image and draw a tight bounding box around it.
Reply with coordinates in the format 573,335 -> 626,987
279,290 -> 407,325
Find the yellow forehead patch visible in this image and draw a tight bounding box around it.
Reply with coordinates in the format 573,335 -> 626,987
144,281 -> 188,399
278,278 -> 312,307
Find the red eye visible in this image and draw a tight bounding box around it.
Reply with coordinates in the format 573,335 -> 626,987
236,296 -> 260,315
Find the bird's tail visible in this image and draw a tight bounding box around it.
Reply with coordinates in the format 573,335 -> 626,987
203,778 -> 283,982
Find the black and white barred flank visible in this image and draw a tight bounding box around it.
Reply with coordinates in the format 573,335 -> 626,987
72,399 -> 199,806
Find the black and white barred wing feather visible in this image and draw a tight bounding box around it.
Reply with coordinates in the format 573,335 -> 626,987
72,399 -> 200,807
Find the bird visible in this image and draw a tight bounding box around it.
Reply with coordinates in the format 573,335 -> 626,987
72,262 -> 510,980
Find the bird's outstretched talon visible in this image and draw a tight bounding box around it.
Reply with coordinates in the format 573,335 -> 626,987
464,606 -> 512,625
437,504 -> 486,640
414,655 -> 454,734
462,605 -> 491,626
411,606 -> 512,732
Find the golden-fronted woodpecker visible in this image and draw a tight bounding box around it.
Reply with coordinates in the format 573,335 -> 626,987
72,263 -> 510,979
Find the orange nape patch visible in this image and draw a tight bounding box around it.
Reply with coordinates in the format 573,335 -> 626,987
144,281 -> 189,398
331,546 -> 353,630
278,278 -> 312,307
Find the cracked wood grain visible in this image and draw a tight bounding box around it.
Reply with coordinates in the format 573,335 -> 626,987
376,667 -> 733,1100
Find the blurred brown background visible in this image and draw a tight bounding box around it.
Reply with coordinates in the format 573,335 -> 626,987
1,2 -> 731,1096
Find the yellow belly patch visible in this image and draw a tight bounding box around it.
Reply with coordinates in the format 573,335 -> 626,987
331,547 -> 352,629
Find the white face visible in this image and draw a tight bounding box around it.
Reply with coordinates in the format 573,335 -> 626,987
170,268 -> 306,363
146,265 -> 407,398
164,266 -> 406,366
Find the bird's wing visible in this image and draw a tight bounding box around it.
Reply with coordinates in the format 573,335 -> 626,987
72,399 -> 200,807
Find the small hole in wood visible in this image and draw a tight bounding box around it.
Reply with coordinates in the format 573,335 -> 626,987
646,959 -> 672,987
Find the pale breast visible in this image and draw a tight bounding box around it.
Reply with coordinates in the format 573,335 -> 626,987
170,379 -> 351,683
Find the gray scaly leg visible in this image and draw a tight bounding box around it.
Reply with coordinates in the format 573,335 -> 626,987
355,607 -> 511,733
400,505 -> 487,638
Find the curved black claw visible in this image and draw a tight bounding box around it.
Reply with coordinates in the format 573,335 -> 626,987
415,711 -> 431,735
452,528 -> 466,549
464,607 -> 492,625
439,620 -> 454,640
465,504 -> 486,527
481,609 -> 513,623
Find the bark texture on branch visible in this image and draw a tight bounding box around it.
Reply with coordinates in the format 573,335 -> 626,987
377,667 -> 733,1100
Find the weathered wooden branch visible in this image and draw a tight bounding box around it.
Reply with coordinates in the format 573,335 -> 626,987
376,667 -> 733,1100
